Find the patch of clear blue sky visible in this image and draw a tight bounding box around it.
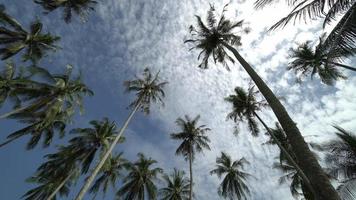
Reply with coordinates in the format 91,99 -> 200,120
0,0 -> 173,199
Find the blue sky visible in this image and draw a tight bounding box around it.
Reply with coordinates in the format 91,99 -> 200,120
0,0 -> 355,199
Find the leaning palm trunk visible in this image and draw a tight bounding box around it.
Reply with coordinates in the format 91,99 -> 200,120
74,100 -> 142,200
189,149 -> 193,200
253,111 -> 316,199
222,42 -> 339,200
46,171 -> 74,200
327,61 -> 356,72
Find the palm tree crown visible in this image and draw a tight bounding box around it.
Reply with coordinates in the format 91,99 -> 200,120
210,152 -> 251,200
117,153 -> 162,200
159,168 -> 190,200
322,126 -> 356,181
224,85 -> 268,136
0,61 -> 30,109
124,67 -> 167,114
89,152 -> 127,199
23,118 -> 122,199
185,4 -> 249,70
288,34 -> 355,85
0,65 -> 93,149
255,0 -> 356,61
0,5 -> 60,61
170,115 -> 211,160
34,0 -> 98,23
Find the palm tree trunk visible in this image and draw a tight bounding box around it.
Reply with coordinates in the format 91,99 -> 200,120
46,171 -> 74,200
253,111 -> 316,199
328,61 -> 356,72
74,100 -> 142,200
189,148 -> 193,200
222,42 -> 340,200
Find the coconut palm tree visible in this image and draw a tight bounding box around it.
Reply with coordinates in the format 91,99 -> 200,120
23,118 -> 123,200
117,153 -> 162,200
22,147 -> 79,200
89,152 -> 127,199
225,85 -> 315,197
273,160 -> 315,200
0,65 -> 93,149
266,123 -> 314,200
34,0 -> 98,23
159,168 -> 190,200
74,68 -> 167,200
210,152 -> 251,200
0,5 -> 60,61
186,5 -> 338,199
288,35 -> 355,85
321,126 -> 356,181
255,0 -> 356,61
170,115 -> 211,200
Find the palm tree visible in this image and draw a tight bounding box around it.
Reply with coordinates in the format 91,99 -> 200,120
89,152 -> 127,199
0,65 -> 93,149
159,168 -> 190,200
288,35 -> 355,85
0,5 -> 60,61
255,0 -> 356,61
266,123 -> 314,200
321,126 -> 356,181
117,153 -> 162,200
23,118 -> 122,200
225,85 -> 315,197
185,5 -> 338,199
210,152 -> 251,200
34,0 -> 98,23
170,115 -> 211,200
273,161 -> 315,200
74,68 -> 167,200
23,147 -> 79,200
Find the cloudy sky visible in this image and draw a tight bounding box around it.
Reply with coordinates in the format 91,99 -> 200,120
0,0 -> 355,199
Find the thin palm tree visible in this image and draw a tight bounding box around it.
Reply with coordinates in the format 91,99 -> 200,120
273,161 -> 315,200
89,152 -> 127,199
0,5 -> 60,61
117,153 -> 162,200
22,147 -> 79,200
321,126 -> 356,181
288,35 -> 355,85
185,5 -> 338,199
159,168 -> 190,200
266,123 -> 314,200
74,68 -> 167,200
210,152 -> 251,200
23,118 -> 122,200
225,85 -> 315,197
34,0 -> 98,23
254,0 -> 356,61
170,115 -> 211,200
0,65 -> 93,149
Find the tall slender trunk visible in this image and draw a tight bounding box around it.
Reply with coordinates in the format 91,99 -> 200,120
222,42 -> 340,200
46,171 -> 74,200
189,148 -> 193,200
74,101 -> 142,200
253,111 -> 316,199
328,61 -> 356,72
